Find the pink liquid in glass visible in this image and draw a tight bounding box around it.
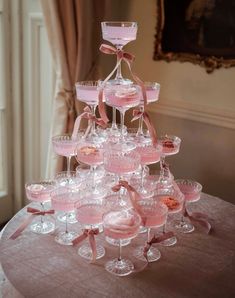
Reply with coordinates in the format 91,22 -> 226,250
104,211 -> 140,240
26,184 -> 54,203
106,91 -> 140,109
53,140 -> 78,157
135,146 -> 161,165
177,184 -> 201,202
76,146 -> 103,166
51,193 -> 77,212
76,204 -> 105,225
104,156 -> 139,174
75,86 -> 99,106
140,208 -> 167,228
102,26 -> 137,46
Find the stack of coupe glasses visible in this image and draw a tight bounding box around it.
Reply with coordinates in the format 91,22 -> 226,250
24,22 -> 203,277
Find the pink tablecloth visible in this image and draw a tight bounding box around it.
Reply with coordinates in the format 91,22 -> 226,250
0,193 -> 235,298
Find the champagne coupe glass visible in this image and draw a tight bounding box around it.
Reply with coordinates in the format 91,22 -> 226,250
133,200 -> 168,262
101,21 -> 137,85
137,82 -> 160,137
103,149 -> 140,208
103,209 -> 141,276
51,187 -> 79,245
75,136 -> 107,199
159,135 -> 181,170
104,84 -> 141,151
25,181 -> 56,234
55,171 -> 81,224
173,179 -> 202,233
76,197 -> 107,261
75,81 -> 105,141
52,134 -> 79,175
154,184 -> 184,246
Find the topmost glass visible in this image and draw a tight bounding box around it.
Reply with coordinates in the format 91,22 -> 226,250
101,22 -> 137,48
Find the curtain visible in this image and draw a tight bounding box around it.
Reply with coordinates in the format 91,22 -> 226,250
40,0 -> 105,178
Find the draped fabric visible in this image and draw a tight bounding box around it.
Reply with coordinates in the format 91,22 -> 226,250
40,0 -> 105,178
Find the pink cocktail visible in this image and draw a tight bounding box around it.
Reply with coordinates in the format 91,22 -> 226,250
101,22 -> 137,47
141,82 -> 160,104
52,135 -> 78,157
25,181 -> 55,203
135,144 -> 162,165
159,135 -> 181,156
175,179 -> 202,203
75,82 -> 99,106
103,210 -> 141,240
76,144 -> 104,166
51,192 -> 77,212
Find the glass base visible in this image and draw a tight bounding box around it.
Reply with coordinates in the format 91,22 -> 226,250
173,219 -> 195,234
105,236 -> 131,247
139,226 -> 148,234
57,211 -> 78,224
30,221 -> 55,234
134,246 -> 161,263
78,243 -> 105,260
55,231 -> 77,246
160,235 -> 177,247
105,258 -> 134,276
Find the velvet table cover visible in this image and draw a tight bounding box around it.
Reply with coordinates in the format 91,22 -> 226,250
0,193 -> 234,298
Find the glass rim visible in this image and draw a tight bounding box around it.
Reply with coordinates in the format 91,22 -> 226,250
101,21 -> 137,27
175,179 -> 203,192
75,81 -> 100,87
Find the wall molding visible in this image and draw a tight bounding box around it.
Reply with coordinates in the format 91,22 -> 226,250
148,99 -> 235,130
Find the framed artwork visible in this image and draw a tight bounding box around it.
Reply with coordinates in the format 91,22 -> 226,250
154,0 -> 235,73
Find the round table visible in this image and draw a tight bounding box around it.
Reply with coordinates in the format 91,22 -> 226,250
0,193 -> 235,298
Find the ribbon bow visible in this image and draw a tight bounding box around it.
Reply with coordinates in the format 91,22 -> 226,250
72,229 -> 99,263
132,109 -> 158,147
9,207 -> 55,240
112,180 -> 146,223
71,106 -> 107,140
143,231 -> 174,262
184,207 -> 212,234
98,44 -> 148,123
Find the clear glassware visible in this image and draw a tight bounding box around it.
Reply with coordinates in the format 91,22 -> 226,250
75,136 -> 107,199
103,149 -> 140,208
154,184 -> 184,246
75,81 -> 105,141
76,197 -> 107,261
173,179 -> 202,233
133,200 -> 168,262
54,171 -> 81,224
51,187 -> 79,245
137,82 -> 160,137
25,181 -> 56,234
158,135 -> 181,170
101,21 -> 137,85
52,134 -> 78,175
103,209 -> 141,276
104,84 -> 141,151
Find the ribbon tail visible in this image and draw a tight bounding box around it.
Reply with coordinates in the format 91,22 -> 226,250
9,215 -> 35,240
72,233 -> 88,246
98,90 -> 109,124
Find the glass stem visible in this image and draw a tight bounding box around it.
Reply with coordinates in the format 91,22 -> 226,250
115,46 -> 123,80
120,110 -> 126,142
67,156 -> 71,176
137,105 -> 144,136
65,213 -> 68,234
181,201 -> 187,225
160,155 -> 165,170
118,240 -> 122,261
111,108 -> 117,129
40,203 -> 44,224
140,165 -> 145,190
90,105 -> 97,135
147,228 -> 151,242
91,165 -> 97,190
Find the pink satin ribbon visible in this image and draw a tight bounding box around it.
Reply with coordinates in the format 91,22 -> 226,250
98,44 -> 148,123
143,231 -> 174,262
71,106 -> 107,140
184,207 -> 212,234
132,109 -> 158,146
9,207 -> 55,240
72,229 -> 99,263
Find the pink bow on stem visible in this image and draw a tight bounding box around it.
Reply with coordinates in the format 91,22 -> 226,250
112,180 -> 148,225
71,106 -> 107,140
72,229 -> 99,263
183,207 -> 212,234
9,207 -> 55,240
143,231 -> 174,262
132,109 -> 158,147
98,44 -> 148,123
